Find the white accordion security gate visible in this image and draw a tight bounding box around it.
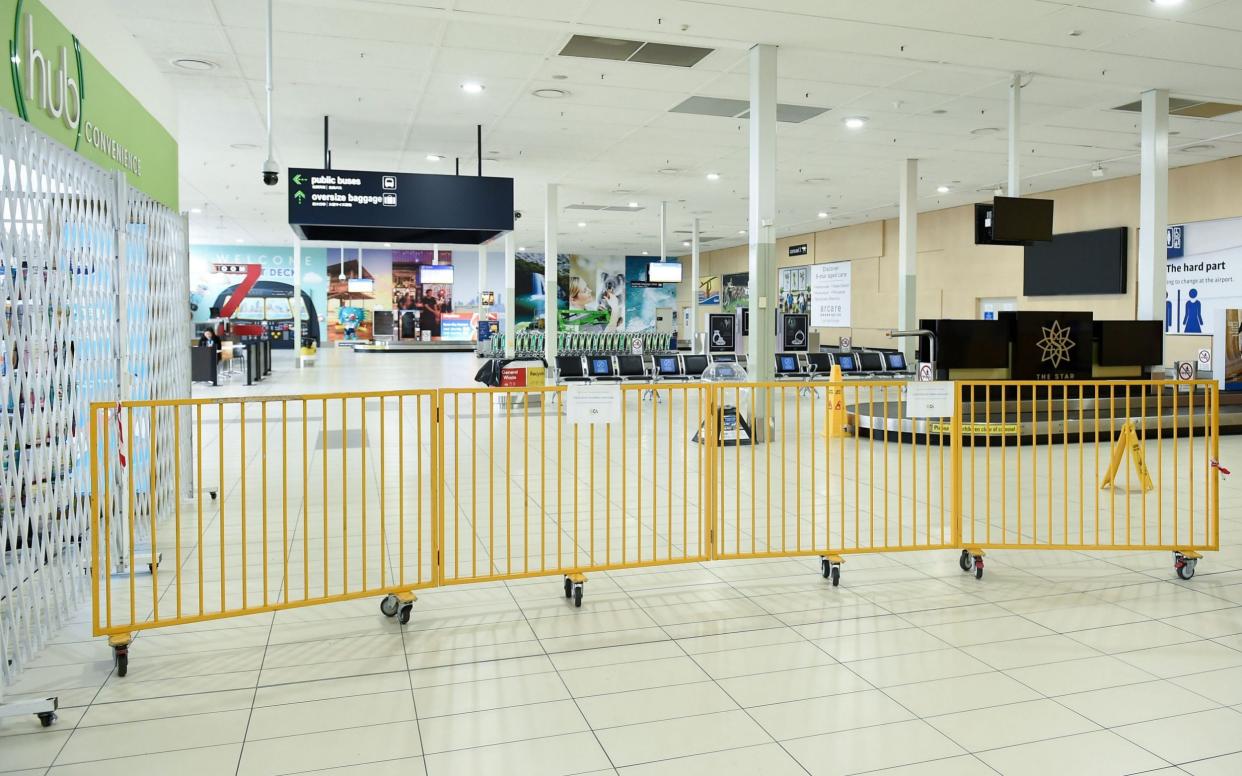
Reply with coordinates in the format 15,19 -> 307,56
0,107 -> 189,686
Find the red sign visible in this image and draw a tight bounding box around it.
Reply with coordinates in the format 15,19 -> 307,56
500,367 -> 527,388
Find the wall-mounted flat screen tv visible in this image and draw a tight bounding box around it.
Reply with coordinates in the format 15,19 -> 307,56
1024,227 -> 1127,296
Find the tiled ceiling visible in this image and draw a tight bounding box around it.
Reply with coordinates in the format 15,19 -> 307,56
112,0 -> 1242,253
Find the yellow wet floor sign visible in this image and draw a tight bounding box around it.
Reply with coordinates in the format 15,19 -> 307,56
1100,420 -> 1154,492
826,363 -> 846,438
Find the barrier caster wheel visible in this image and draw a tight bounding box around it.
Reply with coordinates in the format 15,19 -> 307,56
830,565 -> 840,587
974,557 -> 984,580
115,652 -> 128,677
380,594 -> 400,617
1175,556 -> 1197,580
959,550 -> 972,572
564,577 -> 573,598
38,712 -> 55,728
398,603 -> 413,625
821,558 -> 831,579
209,490 -> 218,501
573,585 -> 583,608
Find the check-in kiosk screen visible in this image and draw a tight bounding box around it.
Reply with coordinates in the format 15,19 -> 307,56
657,356 -> 680,375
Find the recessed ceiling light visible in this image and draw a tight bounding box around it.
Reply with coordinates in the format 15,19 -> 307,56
1151,0 -> 1184,6
642,250 -> 649,255
1068,29 -> 1083,37
383,242 -> 392,247
461,81 -> 485,94
425,154 -> 444,162
971,127 -> 1002,135
804,177 -> 830,184
628,201 -> 639,208
682,241 -> 691,247
533,88 -> 569,99
518,246 -> 527,251
552,74 -> 569,80
172,58 -> 217,71
932,109 -> 948,115
843,116 -> 868,129
1182,143 -> 1216,152
817,211 -> 829,219
658,168 -> 681,175
230,142 -> 260,150
738,229 -> 747,234
577,221 -> 587,228
189,207 -> 203,214
706,172 -> 721,181
936,185 -> 950,194
234,237 -> 244,243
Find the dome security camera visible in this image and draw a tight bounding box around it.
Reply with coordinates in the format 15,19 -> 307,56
262,158 -> 279,186
514,210 -> 523,219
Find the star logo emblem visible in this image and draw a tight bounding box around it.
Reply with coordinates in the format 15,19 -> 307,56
1036,320 -> 1075,369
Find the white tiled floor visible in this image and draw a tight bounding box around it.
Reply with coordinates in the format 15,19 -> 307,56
4,349 -> 1242,775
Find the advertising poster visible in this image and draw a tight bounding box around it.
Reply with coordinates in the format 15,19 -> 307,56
566,255 -> 626,331
514,252 -> 570,326
778,266 -> 811,314
1212,308 -> 1242,390
722,272 -> 749,313
392,250 -> 456,339
625,256 -> 680,331
708,313 -> 736,353
699,276 -> 720,305
189,245 -> 329,347
328,247 -> 395,341
1165,217 -> 1242,336
781,314 -> 810,352
811,261 -> 852,328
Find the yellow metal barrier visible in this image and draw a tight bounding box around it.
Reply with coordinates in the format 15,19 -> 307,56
435,383 -> 714,604
956,380 -> 1219,580
712,381 -> 958,585
90,391 -> 440,674
90,378 -> 1220,673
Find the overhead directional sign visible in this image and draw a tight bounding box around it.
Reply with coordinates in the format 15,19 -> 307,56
287,167 -> 514,244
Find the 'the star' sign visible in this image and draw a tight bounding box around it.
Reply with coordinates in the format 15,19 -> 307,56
1037,320 -> 1075,369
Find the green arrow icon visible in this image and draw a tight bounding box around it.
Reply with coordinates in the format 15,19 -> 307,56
292,173 -> 305,185
294,190 -> 306,203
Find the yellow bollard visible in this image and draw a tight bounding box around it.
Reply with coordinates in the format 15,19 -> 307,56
827,363 -> 846,438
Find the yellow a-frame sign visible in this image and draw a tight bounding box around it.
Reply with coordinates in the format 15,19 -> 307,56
1100,420 -> 1154,492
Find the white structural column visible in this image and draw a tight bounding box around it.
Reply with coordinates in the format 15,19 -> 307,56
897,159 -> 919,362
545,183 -> 559,364
748,43 -> 777,382
690,217 -> 701,347
1008,72 -> 1021,197
1138,88 -> 1169,323
293,240 -> 303,364
504,232 -> 516,358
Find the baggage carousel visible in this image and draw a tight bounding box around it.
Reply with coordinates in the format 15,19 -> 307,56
851,385 -> 1242,445
351,340 -> 476,353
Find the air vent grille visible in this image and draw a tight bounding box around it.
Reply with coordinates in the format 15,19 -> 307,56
559,35 -> 713,68
1112,97 -> 1242,118
565,203 -> 645,213
671,96 -> 830,124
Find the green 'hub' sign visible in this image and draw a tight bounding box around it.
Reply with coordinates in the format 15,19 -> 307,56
1,0 -> 178,209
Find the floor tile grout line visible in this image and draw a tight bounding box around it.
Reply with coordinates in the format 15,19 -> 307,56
939,593 -> 1192,770
495,576 -> 624,774
694,560 -> 1007,776
603,565 -> 818,776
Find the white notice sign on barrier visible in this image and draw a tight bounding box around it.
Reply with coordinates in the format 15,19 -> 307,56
905,382 -> 955,419
567,383 -> 622,426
